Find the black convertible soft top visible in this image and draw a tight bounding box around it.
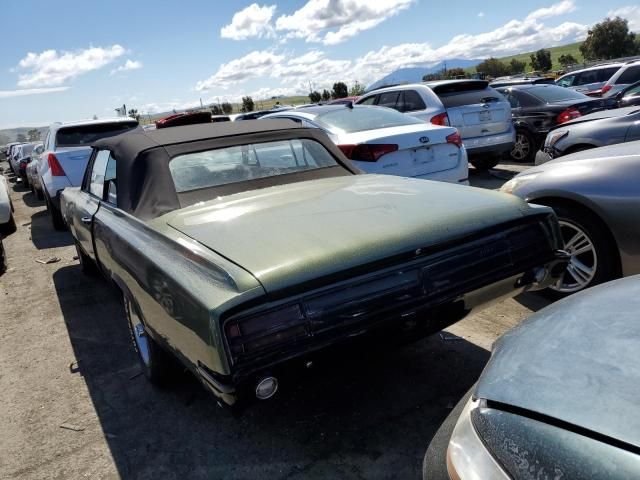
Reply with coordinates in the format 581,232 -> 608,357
91,120 -> 357,220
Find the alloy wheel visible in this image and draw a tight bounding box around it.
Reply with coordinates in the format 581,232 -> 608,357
551,220 -> 598,293
510,132 -> 530,161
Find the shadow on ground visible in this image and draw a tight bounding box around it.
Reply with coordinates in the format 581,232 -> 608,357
53,265 -> 491,480
30,210 -> 73,249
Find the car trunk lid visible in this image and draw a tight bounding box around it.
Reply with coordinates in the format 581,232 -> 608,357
339,124 -> 462,178
160,174 -> 533,293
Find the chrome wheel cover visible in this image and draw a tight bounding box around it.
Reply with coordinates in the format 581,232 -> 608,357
126,299 -> 150,366
510,132 -> 531,161
551,220 -> 598,293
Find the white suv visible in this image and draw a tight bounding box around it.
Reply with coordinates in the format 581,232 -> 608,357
601,60 -> 640,97
39,118 -> 138,230
555,63 -> 623,96
356,80 -> 514,170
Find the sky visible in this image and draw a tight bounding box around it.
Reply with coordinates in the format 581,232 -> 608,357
1,0 -> 639,128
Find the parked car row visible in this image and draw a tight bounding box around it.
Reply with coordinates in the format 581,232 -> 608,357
554,59 -> 640,97
4,76 -> 640,477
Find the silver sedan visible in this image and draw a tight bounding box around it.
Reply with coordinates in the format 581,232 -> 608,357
502,141 -> 640,296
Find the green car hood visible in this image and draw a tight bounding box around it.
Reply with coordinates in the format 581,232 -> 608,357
161,175 -> 533,293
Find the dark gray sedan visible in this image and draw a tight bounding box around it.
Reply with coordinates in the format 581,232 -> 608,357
424,275 -> 640,479
502,141 -> 640,295
536,105 -> 640,164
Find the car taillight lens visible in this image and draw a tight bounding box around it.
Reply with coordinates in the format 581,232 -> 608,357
225,304 -> 307,354
601,84 -> 612,95
430,112 -> 450,126
446,131 -> 462,148
338,144 -> 398,162
556,107 -> 581,124
47,153 -> 66,176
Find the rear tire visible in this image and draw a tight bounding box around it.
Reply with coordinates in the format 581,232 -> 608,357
0,215 -> 17,236
124,295 -> 179,386
45,194 -> 66,231
471,157 -> 500,171
545,204 -> 618,298
510,129 -> 535,163
36,188 -> 44,200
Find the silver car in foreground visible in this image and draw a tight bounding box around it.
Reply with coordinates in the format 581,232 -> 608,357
0,172 -> 17,274
502,141 -> 640,295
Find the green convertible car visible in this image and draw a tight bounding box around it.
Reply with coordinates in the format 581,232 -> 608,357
60,119 -> 567,408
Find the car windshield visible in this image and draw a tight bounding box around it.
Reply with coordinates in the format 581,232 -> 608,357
56,122 -> 138,147
169,139 -> 339,193
527,86 -> 588,102
314,107 -> 424,133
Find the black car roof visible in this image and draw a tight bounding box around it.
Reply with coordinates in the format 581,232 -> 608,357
91,120 -> 357,220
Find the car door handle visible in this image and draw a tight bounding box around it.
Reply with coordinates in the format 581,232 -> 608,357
81,217 -> 92,224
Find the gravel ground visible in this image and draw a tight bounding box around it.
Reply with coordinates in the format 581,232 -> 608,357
0,161 -> 549,480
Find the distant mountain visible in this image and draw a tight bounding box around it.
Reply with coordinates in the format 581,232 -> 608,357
366,59 -> 482,92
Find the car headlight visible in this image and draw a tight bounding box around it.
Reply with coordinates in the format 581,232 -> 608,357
500,172 -> 540,195
446,397 -> 510,480
546,130 -> 568,148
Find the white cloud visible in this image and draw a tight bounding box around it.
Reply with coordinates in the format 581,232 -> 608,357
526,0 -> 575,21
478,12 -> 485,18
275,0 -> 415,45
16,45 -> 126,88
110,59 -> 143,75
608,6 -> 640,31
221,3 -> 276,40
0,87 -> 70,98
195,50 -> 284,91
195,1 -> 590,94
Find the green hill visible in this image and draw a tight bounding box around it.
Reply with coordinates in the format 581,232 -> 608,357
467,41 -> 584,73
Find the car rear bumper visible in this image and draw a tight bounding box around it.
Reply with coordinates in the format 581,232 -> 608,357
202,247 -> 569,408
465,129 -> 515,158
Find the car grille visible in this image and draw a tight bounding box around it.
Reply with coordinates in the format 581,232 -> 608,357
224,216 -> 557,366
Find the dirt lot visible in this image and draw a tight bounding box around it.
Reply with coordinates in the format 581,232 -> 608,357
0,161 -> 550,480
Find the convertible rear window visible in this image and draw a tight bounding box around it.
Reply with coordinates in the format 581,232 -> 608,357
169,139 -> 339,193
56,122 -> 138,147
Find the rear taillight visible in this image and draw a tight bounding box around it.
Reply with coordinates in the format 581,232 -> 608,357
338,144 -> 398,162
601,84 -> 612,95
430,112 -> 450,126
446,131 -> 462,148
556,107 -> 581,124
47,153 -> 66,176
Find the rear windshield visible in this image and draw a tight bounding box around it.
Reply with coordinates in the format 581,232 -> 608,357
526,86 -> 588,102
169,139 -> 338,193
429,83 -> 503,108
315,106 -> 424,133
56,122 -> 138,147
19,144 -> 34,156
618,66 -> 640,84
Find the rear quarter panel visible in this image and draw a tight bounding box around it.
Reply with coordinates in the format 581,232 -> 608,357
91,204 -> 265,375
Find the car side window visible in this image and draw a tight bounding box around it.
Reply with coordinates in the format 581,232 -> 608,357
88,150 -> 110,198
503,91 -> 520,108
402,90 -> 427,111
377,91 -> 401,109
557,74 -> 575,87
358,95 -> 376,105
624,84 -> 640,97
618,66 -> 640,84
577,70 -> 598,85
104,155 -> 117,205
